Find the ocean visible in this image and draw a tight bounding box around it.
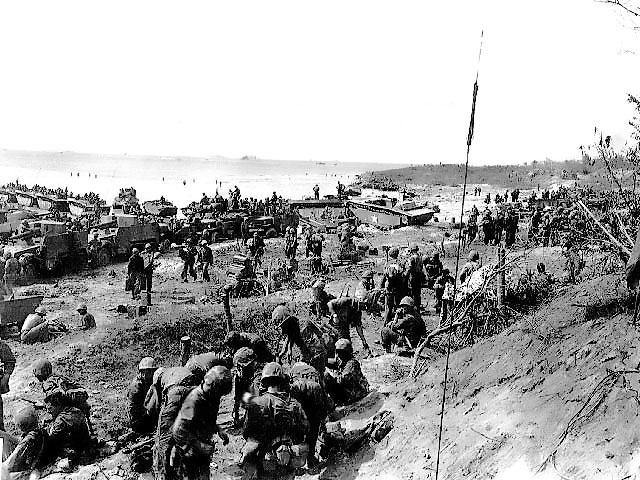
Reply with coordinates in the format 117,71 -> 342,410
0,150 -> 405,209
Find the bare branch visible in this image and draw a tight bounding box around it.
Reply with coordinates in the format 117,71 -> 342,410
597,0 -> 640,17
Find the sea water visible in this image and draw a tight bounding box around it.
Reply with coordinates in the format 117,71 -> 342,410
0,150 -> 405,208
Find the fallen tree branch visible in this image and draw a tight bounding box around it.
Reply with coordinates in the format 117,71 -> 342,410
614,211 -> 634,248
576,200 -> 630,256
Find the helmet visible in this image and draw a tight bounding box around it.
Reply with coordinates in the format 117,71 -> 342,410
145,243 -> 152,250
335,339 -> 353,354
233,347 -> 256,367
312,280 -> 325,290
399,296 -> 415,307
362,270 -> 374,279
468,250 -> 479,261
261,362 -> 286,385
131,247 -> 140,254
389,247 -> 399,259
34,306 -> 47,316
138,357 -> 156,370
271,305 -> 290,325
203,366 -> 233,393
32,359 -> 52,379
14,404 -> 38,432
410,245 -> 419,252
76,303 -> 87,312
200,239 -> 208,246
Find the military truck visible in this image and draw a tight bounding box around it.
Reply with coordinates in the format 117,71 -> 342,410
202,215 -> 245,243
92,217 -> 160,266
6,225 -> 88,276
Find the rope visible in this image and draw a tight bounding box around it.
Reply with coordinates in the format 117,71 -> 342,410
434,31 -> 483,480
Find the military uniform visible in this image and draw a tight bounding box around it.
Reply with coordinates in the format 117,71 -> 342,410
127,374 -> 156,434
381,309 -> 425,351
172,387 -> 223,480
327,297 -> 362,341
47,406 -> 91,465
324,358 -> 369,406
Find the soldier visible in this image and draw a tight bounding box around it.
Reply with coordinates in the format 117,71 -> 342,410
434,268 -> 454,316
21,306 -> 51,344
380,296 -> 425,352
304,227 -> 314,258
310,279 -> 334,320
248,232 -> 265,269
88,232 -> 101,264
354,270 -> 376,302
481,210 -> 494,245
423,252 -> 443,290
327,297 -> 371,356
184,352 -> 232,379
141,243 -> 156,305
274,306 -> 328,376
75,303 -> 96,330
379,247 -> 404,325
323,340 -> 369,406
284,226 -> 298,260
127,357 -> 158,434
231,348 -> 262,427
4,252 -> 20,294
405,245 -> 425,311
172,366 -> 233,480
127,248 -> 144,300
5,405 -> 47,474
179,241 -> 197,283
224,331 -> 273,363
45,395 -> 91,471
504,209 -> 518,247
288,362 -> 332,467
150,367 -> 199,480
197,240 -> 212,282
313,184 -> 320,200
310,233 -> 324,274
240,363 -> 310,479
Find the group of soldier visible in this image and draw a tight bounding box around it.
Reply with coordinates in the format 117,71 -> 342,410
124,299 -> 371,480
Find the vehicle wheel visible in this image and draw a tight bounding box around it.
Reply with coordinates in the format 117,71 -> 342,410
266,228 -> 277,238
97,247 -> 112,267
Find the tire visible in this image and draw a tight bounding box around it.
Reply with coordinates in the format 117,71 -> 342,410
97,247 -> 112,267
266,228 -> 278,238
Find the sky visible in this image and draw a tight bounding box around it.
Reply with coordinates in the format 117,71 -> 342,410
0,0 -> 638,165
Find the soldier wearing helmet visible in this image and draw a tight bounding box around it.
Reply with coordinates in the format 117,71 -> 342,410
405,245 -> 426,311
150,366 -> 199,480
197,239 -> 213,282
231,347 -> 261,427
32,358 -> 93,434
127,356 -> 159,434
274,305 -> 328,376
310,279 -> 334,320
5,404 -> 47,474
141,243 -> 157,305
224,330 -> 273,363
240,363 -> 310,478
288,362 -> 333,467
76,303 -> 96,331
324,339 -> 369,406
46,396 -> 92,470
127,247 -> 144,300
327,297 -> 371,357
379,246 -> 405,324
172,366 -> 233,479
21,306 -> 51,344
381,296 -> 426,353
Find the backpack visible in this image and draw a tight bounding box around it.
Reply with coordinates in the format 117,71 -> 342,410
268,393 -> 296,437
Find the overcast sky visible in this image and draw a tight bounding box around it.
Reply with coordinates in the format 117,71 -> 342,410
0,0 -> 637,165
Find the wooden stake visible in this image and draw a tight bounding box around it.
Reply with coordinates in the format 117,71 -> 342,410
180,336 -> 191,366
